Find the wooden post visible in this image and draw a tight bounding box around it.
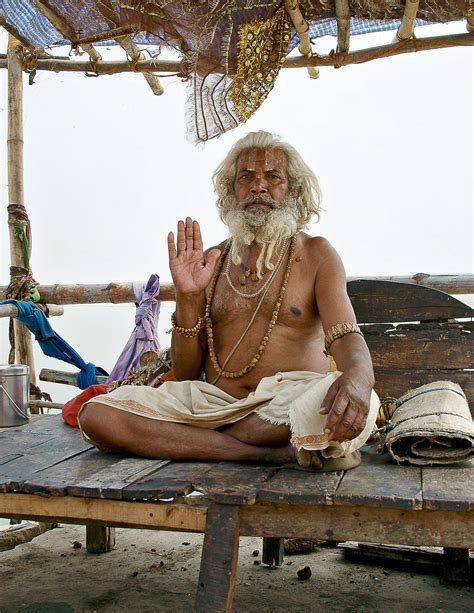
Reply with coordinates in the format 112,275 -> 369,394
7,36 -> 37,387
86,525 -> 116,553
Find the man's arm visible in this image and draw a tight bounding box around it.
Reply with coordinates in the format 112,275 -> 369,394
314,239 -> 375,442
168,218 -> 221,381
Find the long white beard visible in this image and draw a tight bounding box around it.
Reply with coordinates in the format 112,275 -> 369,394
221,194 -> 299,278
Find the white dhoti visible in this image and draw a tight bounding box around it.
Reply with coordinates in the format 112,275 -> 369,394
78,371 -> 379,460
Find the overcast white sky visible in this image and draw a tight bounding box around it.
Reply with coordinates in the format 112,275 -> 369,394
0,22 -> 472,402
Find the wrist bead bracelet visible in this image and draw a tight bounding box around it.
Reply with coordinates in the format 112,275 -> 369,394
170,312 -> 205,338
324,322 -> 363,355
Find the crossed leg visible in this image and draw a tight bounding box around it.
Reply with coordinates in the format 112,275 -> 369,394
78,403 -> 323,467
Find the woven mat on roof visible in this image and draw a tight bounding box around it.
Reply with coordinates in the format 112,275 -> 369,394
0,1 -> 465,141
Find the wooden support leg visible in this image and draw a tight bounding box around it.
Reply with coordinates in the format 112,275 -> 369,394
443,547 -> 470,585
195,503 -> 240,613
86,525 -> 115,553
262,537 -> 284,567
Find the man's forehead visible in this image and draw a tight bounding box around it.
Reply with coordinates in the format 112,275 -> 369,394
236,148 -> 288,172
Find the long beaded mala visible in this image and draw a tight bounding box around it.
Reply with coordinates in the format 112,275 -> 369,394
205,235 -> 297,380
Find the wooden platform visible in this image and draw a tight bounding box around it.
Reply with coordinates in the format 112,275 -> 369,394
1,415 -> 473,610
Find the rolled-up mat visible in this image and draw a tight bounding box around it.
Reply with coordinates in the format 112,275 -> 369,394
385,381 -> 474,465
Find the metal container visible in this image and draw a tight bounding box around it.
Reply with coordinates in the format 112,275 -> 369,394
0,364 -> 30,427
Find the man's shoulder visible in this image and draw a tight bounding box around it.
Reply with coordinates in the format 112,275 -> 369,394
297,232 -> 335,259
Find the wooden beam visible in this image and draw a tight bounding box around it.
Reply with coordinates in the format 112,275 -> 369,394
335,0 -> 351,54
115,35 -> 163,95
0,55 -> 187,76
39,368 -> 107,387
283,32 -> 474,68
7,36 -> 37,385
0,32 -> 471,75
0,303 -> 64,318
284,0 -> 319,78
0,492 -> 208,532
31,1 -> 77,42
396,0 -> 420,41
1,274 -> 471,306
0,19 -> 35,50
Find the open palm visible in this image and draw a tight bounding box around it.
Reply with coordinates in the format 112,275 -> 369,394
168,218 -> 221,294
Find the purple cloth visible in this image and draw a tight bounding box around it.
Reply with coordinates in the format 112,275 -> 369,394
106,274 -> 161,383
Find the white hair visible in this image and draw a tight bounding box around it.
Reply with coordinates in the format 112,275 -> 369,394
212,130 -> 322,227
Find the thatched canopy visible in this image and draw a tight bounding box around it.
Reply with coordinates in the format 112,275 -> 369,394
1,1 -> 473,139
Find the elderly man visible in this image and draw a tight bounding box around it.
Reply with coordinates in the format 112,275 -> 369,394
78,131 -> 378,469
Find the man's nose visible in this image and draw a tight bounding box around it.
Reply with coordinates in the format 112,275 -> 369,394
250,177 -> 268,194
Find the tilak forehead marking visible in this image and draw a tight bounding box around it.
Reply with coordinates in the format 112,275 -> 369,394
237,149 -> 287,172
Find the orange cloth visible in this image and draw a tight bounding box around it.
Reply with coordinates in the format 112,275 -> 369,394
62,370 -> 177,428
62,384 -> 108,428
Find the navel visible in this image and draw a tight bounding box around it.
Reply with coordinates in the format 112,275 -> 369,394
290,306 -> 301,316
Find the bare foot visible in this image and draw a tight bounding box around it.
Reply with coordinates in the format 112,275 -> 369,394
266,443 -> 297,465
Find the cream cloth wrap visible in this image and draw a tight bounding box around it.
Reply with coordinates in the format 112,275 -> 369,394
78,371 -> 379,459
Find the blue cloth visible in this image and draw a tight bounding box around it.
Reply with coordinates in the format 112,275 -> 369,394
1,300 -> 108,389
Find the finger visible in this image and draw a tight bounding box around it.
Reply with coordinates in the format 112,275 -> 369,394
323,392 -> 350,437
185,217 -> 194,251
167,232 -> 177,260
176,220 -> 186,254
331,407 -> 358,442
193,221 -> 203,253
320,380 -> 340,415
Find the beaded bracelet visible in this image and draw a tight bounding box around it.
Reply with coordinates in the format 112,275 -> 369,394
170,312 -> 205,338
324,322 -> 363,355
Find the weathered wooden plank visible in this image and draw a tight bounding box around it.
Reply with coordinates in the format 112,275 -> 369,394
422,462 -> 474,511
86,525 -> 116,553
122,462 -> 215,500
0,424 -> 91,490
366,329 -> 473,369
67,457 -> 169,499
333,452 -> 422,509
195,503 -> 240,613
0,492 -> 208,532
0,432 -> 53,459
21,447 -> 168,498
194,463 -> 275,504
239,504 -> 474,548
39,368 -> 107,387
348,280 -> 473,323
257,467 -> 343,505
373,368 -> 474,415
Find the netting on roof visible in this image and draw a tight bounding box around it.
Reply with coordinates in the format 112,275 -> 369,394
0,1 -> 465,141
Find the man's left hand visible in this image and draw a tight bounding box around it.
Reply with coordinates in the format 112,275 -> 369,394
320,371 -> 372,442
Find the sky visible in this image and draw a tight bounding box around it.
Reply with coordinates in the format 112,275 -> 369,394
0,21 -> 472,403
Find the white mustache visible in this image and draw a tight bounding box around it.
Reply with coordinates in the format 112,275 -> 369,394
241,194 -> 277,209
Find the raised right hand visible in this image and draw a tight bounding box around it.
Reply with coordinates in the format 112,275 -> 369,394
167,218 -> 221,295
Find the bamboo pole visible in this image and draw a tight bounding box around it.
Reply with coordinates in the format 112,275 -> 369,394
7,36 -> 37,388
335,0 -> 351,54
395,0 -> 420,41
284,0 -> 319,79
0,304 -> 64,318
115,35 -> 164,95
0,274 -> 471,306
0,56 -> 187,76
0,32 -> 471,75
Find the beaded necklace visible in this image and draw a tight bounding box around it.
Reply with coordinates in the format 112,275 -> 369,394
205,234 -> 297,380
222,238 -> 288,299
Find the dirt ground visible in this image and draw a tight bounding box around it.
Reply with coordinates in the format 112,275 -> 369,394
0,524 -> 472,613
